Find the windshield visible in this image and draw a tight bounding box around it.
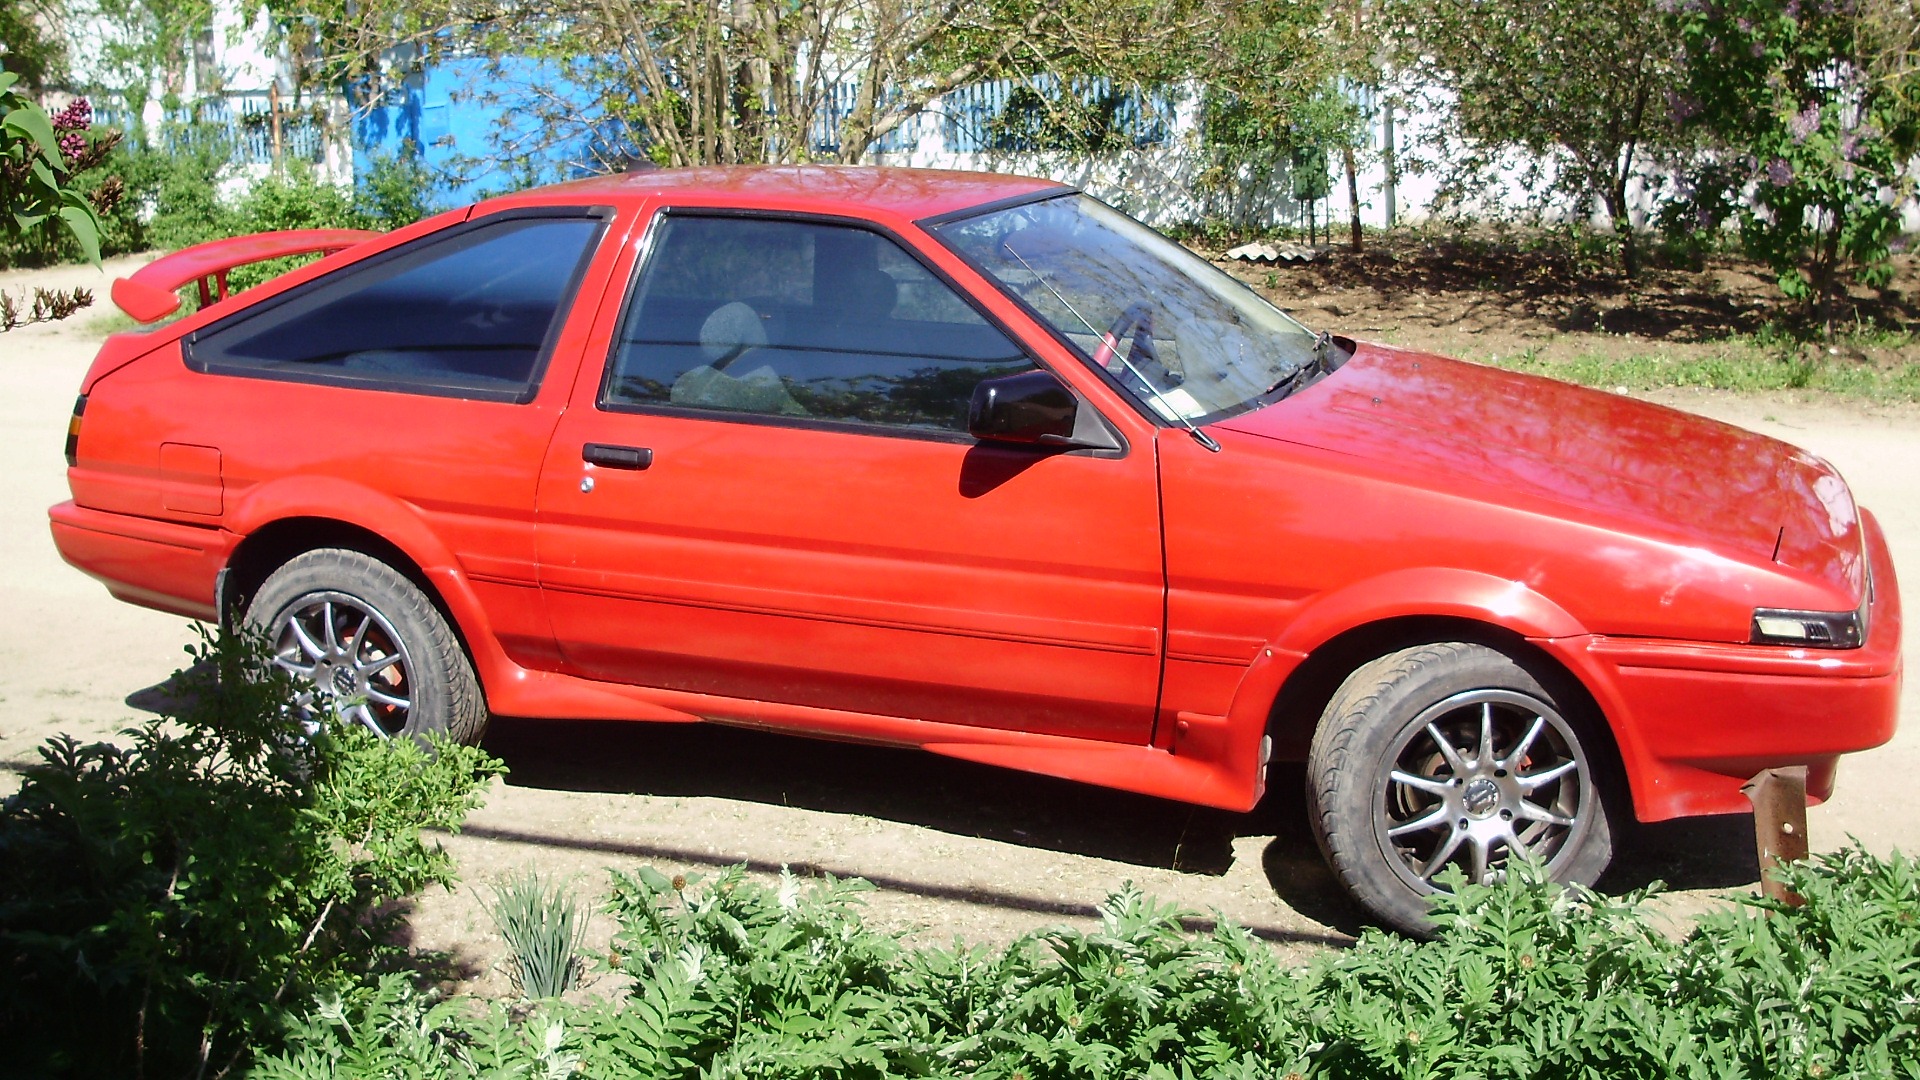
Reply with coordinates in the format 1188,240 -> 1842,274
932,194 -> 1321,422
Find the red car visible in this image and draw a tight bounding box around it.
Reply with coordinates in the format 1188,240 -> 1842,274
53,167 -> 1901,933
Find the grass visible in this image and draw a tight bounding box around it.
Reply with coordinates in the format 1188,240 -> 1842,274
83,309 -> 145,337
1486,338 -> 1920,403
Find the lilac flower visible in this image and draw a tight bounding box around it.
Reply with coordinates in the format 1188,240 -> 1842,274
1786,0 -> 1801,16
1789,105 -> 1820,142
1666,89 -> 1703,122
1766,157 -> 1794,185
1751,40 -> 1766,57
58,130 -> 86,163
50,97 -> 92,132
1737,16 -> 1754,31
1839,131 -> 1862,160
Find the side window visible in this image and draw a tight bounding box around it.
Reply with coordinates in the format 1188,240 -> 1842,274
603,215 -> 1036,433
186,212 -> 606,401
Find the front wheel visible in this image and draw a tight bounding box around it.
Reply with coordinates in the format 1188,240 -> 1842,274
245,548 -> 488,744
1306,642 -> 1614,936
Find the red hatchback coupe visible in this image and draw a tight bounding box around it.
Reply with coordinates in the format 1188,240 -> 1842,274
53,166 -> 1901,933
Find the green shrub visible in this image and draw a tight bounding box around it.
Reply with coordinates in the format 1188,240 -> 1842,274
258,849 -> 1920,1079
0,626 -> 503,1079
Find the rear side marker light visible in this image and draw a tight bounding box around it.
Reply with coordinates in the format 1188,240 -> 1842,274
64,395 -> 86,468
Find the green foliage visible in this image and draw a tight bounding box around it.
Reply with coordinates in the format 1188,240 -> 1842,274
0,625 -> 504,1079
259,847 -> 1920,1079
488,870 -> 590,1000
1195,0 -> 1359,228
1669,0 -> 1920,328
0,65 -> 105,263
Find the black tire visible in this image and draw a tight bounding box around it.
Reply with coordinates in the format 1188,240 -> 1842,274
245,548 -> 487,744
1305,642 -> 1614,936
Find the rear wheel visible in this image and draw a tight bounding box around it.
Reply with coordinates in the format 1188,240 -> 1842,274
245,548 -> 487,744
1305,642 -> 1613,936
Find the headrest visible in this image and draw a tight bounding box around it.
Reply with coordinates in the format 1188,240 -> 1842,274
699,301 -> 767,364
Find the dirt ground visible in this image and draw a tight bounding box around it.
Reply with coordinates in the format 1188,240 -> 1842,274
5,252 -> 1919,1000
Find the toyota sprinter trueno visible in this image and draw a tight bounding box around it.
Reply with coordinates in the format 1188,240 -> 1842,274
53,167 -> 1901,933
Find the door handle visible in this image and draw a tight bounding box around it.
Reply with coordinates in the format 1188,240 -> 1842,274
582,443 -> 653,470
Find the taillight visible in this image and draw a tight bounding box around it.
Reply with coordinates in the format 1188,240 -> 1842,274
64,395 -> 86,467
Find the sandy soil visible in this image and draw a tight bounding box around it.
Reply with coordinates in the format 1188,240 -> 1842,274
4,255 -> 1917,998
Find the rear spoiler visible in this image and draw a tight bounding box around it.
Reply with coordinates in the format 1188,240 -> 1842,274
110,228 -> 379,324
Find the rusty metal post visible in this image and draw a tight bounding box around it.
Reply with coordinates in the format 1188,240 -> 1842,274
1742,766 -> 1809,907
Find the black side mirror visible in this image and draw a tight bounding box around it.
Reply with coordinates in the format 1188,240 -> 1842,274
968,370 -> 1078,444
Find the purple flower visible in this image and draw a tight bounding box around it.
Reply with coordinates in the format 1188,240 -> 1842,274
58,130 -> 86,163
1766,157 -> 1794,185
1789,105 -> 1820,142
1839,131 -> 1862,160
1665,89 -> 1703,122
1737,16 -> 1754,31
50,97 -> 92,132
1786,0 -> 1801,16
1751,40 -> 1766,57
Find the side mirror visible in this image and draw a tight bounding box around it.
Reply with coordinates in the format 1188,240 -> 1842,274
968,370 -> 1079,444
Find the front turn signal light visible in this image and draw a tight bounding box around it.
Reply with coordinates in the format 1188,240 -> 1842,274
1751,606 -> 1865,648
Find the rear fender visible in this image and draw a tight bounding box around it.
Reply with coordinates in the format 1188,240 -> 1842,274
224,477 -> 517,695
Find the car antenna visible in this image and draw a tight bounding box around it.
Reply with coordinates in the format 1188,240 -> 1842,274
1003,244 -> 1222,453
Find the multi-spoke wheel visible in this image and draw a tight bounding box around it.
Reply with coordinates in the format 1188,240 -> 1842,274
245,548 -> 488,744
1306,642 -> 1614,936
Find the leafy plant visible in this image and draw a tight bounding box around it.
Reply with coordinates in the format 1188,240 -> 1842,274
0,283 -> 92,329
260,846 -> 1920,1079
487,870 -> 590,1000
1670,0 -> 1920,332
0,625 -> 504,1078
1,67 -> 114,264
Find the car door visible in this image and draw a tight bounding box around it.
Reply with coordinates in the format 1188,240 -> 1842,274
534,209 -> 1164,744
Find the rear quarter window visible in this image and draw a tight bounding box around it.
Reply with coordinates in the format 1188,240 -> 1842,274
184,209 -> 608,403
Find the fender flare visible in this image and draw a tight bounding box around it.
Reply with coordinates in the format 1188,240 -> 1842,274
1219,567 -> 1591,760
222,476 -> 516,690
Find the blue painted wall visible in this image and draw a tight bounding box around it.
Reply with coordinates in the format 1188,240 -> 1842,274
350,57 -> 628,210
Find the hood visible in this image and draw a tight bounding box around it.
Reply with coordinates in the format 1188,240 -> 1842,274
1215,341 -> 1866,605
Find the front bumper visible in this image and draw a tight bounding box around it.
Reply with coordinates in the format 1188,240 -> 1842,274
1540,508 -> 1903,821
48,500 -> 234,621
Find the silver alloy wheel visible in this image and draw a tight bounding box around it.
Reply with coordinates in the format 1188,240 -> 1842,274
1372,687 -> 1592,892
270,591 -> 415,737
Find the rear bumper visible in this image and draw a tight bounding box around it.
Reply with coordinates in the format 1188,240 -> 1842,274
48,500 -> 234,621
1541,508 -> 1903,821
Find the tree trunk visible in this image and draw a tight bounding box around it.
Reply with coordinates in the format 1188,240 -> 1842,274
1605,184 -> 1638,280
1342,143 -> 1362,252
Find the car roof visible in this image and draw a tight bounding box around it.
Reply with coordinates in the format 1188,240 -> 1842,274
514,165 -> 1073,222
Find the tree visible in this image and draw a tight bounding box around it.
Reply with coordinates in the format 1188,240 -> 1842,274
0,0 -> 67,89
1196,0 -> 1362,239
1390,0 -> 1682,276
1671,0 -> 1920,332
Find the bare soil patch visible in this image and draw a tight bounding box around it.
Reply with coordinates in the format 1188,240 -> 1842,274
1212,230 -> 1920,376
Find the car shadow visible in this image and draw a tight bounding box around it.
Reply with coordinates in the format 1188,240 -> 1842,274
116,673 -> 1766,933
479,716 -> 1765,934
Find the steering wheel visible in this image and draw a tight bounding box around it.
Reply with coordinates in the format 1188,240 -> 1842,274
1091,302 -> 1180,396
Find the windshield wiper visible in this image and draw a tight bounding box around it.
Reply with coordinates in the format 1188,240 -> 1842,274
1266,331 -> 1338,401
1001,246 -> 1221,453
